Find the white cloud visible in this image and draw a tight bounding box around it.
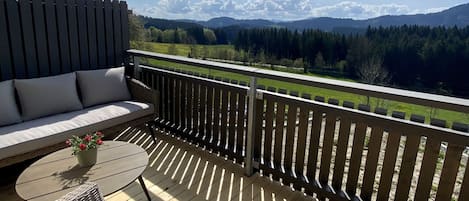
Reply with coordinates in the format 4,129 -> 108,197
131,0 -> 453,21
310,1 -> 414,19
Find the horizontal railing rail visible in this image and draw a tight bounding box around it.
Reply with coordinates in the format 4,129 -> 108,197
129,50 -> 469,201
127,49 -> 469,113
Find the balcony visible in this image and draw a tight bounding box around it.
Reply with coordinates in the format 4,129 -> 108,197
1,48 -> 469,200
1,0 -> 469,200
128,49 -> 469,200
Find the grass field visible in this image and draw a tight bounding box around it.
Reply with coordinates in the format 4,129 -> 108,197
135,42 -> 469,125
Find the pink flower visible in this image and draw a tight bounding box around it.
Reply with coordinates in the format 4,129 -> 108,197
79,143 -> 87,151
84,135 -> 92,142
97,139 -> 103,145
96,131 -> 103,137
65,140 -> 71,146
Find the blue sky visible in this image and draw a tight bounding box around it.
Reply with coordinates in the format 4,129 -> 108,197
128,0 -> 469,21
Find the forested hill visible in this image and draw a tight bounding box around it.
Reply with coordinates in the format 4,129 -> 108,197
181,3 -> 469,31
141,17 -> 203,30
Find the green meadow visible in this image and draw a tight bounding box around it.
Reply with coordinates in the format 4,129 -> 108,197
136,42 -> 469,125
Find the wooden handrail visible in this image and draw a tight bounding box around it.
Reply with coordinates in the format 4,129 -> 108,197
127,49 -> 469,113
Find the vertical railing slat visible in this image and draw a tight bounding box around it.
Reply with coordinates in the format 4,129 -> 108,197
175,78 -> 181,128
284,101 -> 298,175
220,89 -> 229,149
332,117 -> 352,191
376,131 -> 401,200
414,140 -> 442,200
186,77 -> 193,135
435,144 -> 464,201
294,101 -> 310,189
263,89 -> 276,168
361,126 -> 384,200
199,83 -> 207,140
169,76 -> 175,127
458,157 -> 469,201
306,110 -> 323,188
192,80 -> 200,138
228,89 -> 237,152
212,86 -> 221,147
273,97 -> 286,179
180,77 -> 187,131
237,91 -> 247,155
346,122 -> 368,197
395,134 -> 421,200
319,113 -> 338,187
206,84 -> 214,144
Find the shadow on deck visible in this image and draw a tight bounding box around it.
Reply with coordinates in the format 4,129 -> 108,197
0,126 -> 316,201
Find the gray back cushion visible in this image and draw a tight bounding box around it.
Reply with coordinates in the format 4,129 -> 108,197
77,67 -> 131,107
15,73 -> 83,121
0,80 -> 22,126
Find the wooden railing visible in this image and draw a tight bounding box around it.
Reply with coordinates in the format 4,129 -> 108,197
128,49 -> 469,201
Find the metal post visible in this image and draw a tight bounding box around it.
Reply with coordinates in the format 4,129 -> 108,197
245,76 -> 257,176
134,56 -> 141,79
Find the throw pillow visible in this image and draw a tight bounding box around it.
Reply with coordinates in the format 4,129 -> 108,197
76,67 -> 131,107
15,73 -> 83,121
0,80 -> 22,126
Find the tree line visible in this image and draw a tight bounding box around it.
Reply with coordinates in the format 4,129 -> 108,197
233,26 -> 469,97
129,14 -> 469,97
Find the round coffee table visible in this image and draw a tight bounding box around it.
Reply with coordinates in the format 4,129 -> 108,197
15,141 -> 151,201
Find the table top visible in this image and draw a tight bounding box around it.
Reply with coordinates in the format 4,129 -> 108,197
15,141 -> 148,201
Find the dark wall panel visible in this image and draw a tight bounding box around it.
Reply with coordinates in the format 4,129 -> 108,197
76,0 -> 89,70
0,0 -> 13,80
0,0 -> 129,81
45,0 -> 61,75
19,0 -> 38,78
87,0 -> 98,69
104,0 -> 115,67
67,0 -> 80,72
6,0 -> 26,78
95,0 -> 106,67
113,0 -> 123,66
32,0 -> 50,77
56,0 -> 72,73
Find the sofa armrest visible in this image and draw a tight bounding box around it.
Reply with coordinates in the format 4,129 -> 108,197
127,78 -> 159,116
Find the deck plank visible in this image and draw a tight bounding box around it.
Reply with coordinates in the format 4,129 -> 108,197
0,126 -> 310,201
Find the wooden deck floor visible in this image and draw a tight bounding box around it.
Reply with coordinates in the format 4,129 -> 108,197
0,126 -> 317,201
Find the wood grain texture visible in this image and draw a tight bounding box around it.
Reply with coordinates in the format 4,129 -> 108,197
15,141 -> 148,201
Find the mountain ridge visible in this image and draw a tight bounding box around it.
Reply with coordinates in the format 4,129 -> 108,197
172,3 -> 469,31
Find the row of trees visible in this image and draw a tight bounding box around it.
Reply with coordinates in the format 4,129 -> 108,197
233,26 -> 469,97
145,27 -> 221,44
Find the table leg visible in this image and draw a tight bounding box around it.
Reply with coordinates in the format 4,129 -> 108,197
138,175 -> 152,201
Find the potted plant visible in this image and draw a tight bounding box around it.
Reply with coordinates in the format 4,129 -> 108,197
66,131 -> 104,167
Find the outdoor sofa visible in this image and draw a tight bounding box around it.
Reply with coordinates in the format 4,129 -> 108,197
0,67 -> 157,168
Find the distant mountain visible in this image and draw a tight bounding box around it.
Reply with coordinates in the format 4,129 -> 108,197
141,17 -> 202,30
199,17 -> 276,28
178,3 -> 469,31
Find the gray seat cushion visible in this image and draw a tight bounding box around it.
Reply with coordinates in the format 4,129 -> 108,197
77,67 -> 131,107
0,80 -> 22,126
15,73 -> 83,121
0,101 -> 153,160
